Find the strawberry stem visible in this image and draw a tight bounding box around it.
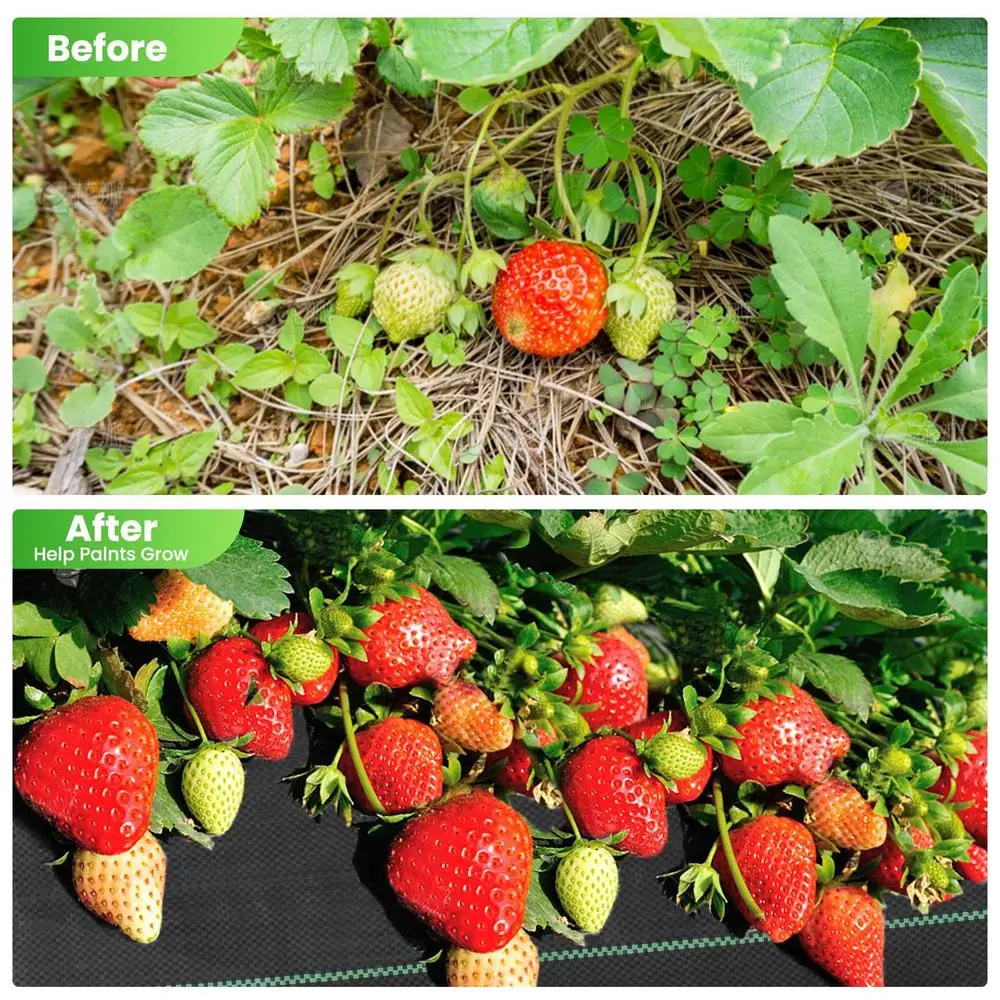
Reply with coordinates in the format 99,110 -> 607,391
338,679 -> 385,815
561,799 -> 582,841
169,661 -> 207,744
712,778 -> 764,921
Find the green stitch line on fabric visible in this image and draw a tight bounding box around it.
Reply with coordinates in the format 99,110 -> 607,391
183,908 -> 987,986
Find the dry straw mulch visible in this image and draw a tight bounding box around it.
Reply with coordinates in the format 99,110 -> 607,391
14,22 -> 987,495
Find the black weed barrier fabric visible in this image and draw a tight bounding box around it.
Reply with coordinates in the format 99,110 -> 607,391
13,717 -> 987,987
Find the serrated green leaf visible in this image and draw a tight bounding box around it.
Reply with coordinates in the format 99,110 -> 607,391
185,535 -> 292,618
699,400 -> 803,464
739,413 -> 867,495
768,216 -> 870,392
268,18 -> 368,83
739,20 -> 920,166
411,553 -> 501,624
400,18 -> 592,86
801,530 -> 949,583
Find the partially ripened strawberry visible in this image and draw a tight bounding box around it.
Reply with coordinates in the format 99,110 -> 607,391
607,625 -> 651,668
129,570 -> 233,642
492,241 -> 608,357
799,886 -> 885,987
807,778 -> 887,850
387,789 -> 533,952
346,587 -> 475,689
433,680 -> 514,753
248,612 -> 339,706
555,632 -> 648,731
956,843 -> 988,884
339,717 -> 443,815
861,827 -> 935,892
930,729 -> 987,847
181,744 -> 245,836
559,735 -> 667,858
14,695 -> 159,854
625,709 -> 714,804
719,683 -> 850,786
487,727 -> 557,796
186,637 -> 293,760
712,815 -> 816,943
445,928 -> 539,987
72,831 -> 166,943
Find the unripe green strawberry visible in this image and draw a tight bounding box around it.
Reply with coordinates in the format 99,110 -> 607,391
966,676 -> 987,728
645,655 -> 681,694
472,166 -> 534,240
605,265 -> 677,361
690,703 -> 727,738
555,842 -> 619,933
181,745 -> 245,835
334,262 -> 377,318
936,810 -> 967,841
642,731 -> 707,782
317,605 -> 354,638
372,249 -> 456,344
728,660 -> 771,689
937,731 -> 968,757
271,634 -> 334,684
355,563 -> 396,589
901,797 -> 929,819
913,855 -> 952,892
592,584 -> 648,626
879,745 -> 912,776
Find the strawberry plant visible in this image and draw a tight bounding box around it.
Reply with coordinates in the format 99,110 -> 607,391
12,508 -> 987,985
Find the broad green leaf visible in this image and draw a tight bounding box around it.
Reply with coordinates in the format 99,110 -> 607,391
395,377 -> 435,427
769,216 -> 870,392
911,350 -> 987,421
231,350 -> 296,391
886,18 -> 986,169
643,18 -> 790,85
13,185 -> 38,232
13,602 -> 70,638
377,45 -> 436,98
411,553 -> 501,623
54,627 -> 93,688
794,562 -> 951,629
105,468 -> 168,495
44,306 -> 94,352
624,510 -> 728,556
801,530 -> 949,583
784,650 -> 874,719
111,187 -> 229,282
172,428 -> 220,479
912,437 -> 987,492
739,413 -> 867,495
12,356 -> 47,392
267,18 -> 368,83
309,371 -> 352,407
739,21 -> 920,166
534,511 -> 639,567
699,400 -> 803,464
256,61 -> 357,133
881,265 -> 980,409
400,18 -> 592,86
185,535 -> 292,619
123,300 -> 217,352
691,510 -> 810,553
59,382 -> 115,428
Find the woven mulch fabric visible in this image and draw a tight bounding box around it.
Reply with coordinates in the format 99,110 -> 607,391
12,717 -> 987,987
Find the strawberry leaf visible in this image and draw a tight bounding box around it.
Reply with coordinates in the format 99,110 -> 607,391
185,535 -> 292,619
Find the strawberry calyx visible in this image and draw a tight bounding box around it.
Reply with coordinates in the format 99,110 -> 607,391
682,683 -> 752,757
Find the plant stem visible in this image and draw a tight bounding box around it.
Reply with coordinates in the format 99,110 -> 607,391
339,679 -> 385,814
170,661 -> 207,744
772,612 -> 815,650
712,778 -> 764,920
376,177 -> 424,262
552,100 -> 582,241
628,145 -> 663,273
562,799 -> 583,841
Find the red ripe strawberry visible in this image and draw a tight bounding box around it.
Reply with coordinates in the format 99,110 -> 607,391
861,826 -> 934,891
625,709 -> 714,805
930,729 -> 987,847
186,637 -> 293,760
799,886 -> 885,987
492,241 -> 608,357
346,587 -> 475,689
956,843 -> 988,884
14,695 -> 159,855
387,789 -> 533,952
806,778 -> 887,850
559,734 -> 667,857
433,680 -> 514,753
339,717 -> 443,814
487,727 -> 557,796
555,632 -> 648,731
713,815 -> 816,942
248,612 -> 339,706
719,683 -> 850,787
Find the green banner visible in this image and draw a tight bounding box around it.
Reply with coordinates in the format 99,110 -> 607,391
13,510 -> 244,569
12,18 -> 244,78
